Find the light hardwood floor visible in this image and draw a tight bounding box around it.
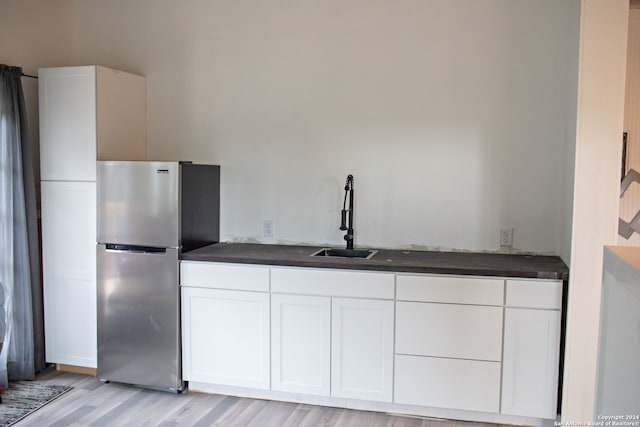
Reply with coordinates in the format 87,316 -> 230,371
14,369 -> 498,427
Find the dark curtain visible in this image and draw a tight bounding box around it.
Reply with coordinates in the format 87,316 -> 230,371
0,64 -> 45,387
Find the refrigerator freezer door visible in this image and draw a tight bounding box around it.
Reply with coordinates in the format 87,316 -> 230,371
97,161 -> 179,248
97,244 -> 182,391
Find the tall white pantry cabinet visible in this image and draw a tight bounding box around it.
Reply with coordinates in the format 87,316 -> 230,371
39,66 -> 146,368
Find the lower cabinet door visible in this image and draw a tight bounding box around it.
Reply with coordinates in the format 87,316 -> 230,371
501,308 -> 561,419
331,298 -> 394,402
394,354 -> 501,413
181,287 -> 270,389
271,294 -> 331,396
41,181 -> 97,368
43,276 -> 97,367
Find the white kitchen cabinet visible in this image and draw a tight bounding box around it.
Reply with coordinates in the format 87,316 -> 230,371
506,279 -> 562,310
502,301 -> 561,419
271,293 -> 331,396
394,273 -> 505,414
331,297 -> 394,402
181,287 -> 270,389
39,65 -> 146,369
394,302 -> 503,413
396,274 -> 504,306
180,261 -> 270,292
179,262 -> 564,425
270,267 -> 395,399
39,66 -> 146,181
394,354 -> 501,413
396,301 -> 503,361
271,267 -> 394,299
41,181 -> 97,367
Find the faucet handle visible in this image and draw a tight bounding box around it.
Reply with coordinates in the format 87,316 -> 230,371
345,174 -> 354,190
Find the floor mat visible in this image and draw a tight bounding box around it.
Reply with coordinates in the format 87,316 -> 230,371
0,381 -> 72,426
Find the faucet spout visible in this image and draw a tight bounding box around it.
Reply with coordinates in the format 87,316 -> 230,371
340,175 -> 355,250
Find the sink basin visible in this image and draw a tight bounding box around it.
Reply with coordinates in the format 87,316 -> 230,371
311,248 -> 378,259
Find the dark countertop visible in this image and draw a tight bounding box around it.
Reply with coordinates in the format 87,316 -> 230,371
182,243 -> 569,280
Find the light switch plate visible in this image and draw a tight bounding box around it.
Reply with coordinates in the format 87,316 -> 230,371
263,219 -> 274,237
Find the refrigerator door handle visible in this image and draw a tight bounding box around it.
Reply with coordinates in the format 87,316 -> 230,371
103,243 -> 167,254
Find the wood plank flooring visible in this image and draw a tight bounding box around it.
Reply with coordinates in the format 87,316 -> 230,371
13,369 -> 499,427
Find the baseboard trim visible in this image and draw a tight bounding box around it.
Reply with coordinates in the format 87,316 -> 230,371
56,364 -> 97,376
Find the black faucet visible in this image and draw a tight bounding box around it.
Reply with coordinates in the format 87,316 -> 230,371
340,174 -> 354,250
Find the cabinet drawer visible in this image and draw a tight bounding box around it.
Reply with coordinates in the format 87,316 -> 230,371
271,267 -> 394,299
180,261 -> 269,292
506,280 -> 562,309
396,302 -> 503,361
394,355 -> 500,413
397,275 -> 504,305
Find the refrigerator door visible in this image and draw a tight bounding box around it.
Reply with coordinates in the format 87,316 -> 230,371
97,244 -> 182,391
97,161 -> 179,248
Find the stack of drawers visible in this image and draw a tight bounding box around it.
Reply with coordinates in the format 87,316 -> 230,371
395,275 -> 505,413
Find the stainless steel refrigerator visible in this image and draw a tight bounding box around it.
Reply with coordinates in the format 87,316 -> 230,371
96,160 -> 220,392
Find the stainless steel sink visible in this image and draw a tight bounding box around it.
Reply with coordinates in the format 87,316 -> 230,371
311,248 -> 378,259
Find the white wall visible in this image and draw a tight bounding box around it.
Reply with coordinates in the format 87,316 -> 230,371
0,0 -> 76,187
561,1 -> 582,265
562,0 -> 629,422
619,9 -> 640,246
69,0 -> 580,254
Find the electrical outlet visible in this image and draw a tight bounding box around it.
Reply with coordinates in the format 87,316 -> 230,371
263,219 -> 274,237
499,227 -> 513,247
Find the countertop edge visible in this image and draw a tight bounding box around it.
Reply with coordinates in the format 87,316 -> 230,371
181,244 -> 569,281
